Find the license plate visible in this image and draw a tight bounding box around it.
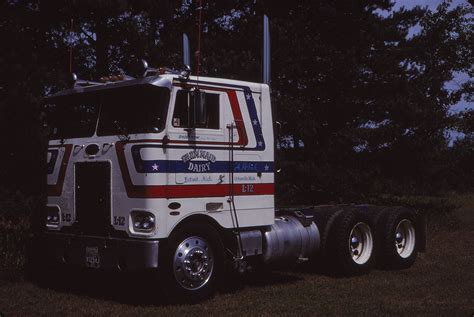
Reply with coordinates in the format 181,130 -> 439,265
85,246 -> 100,268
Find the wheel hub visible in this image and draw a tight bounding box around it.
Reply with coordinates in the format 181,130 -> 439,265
394,219 -> 416,258
348,222 -> 373,265
351,236 -> 360,248
395,232 -> 403,244
173,236 -> 214,290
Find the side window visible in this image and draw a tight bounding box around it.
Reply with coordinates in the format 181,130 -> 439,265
172,90 -> 189,128
172,90 -> 220,129
201,93 -> 220,129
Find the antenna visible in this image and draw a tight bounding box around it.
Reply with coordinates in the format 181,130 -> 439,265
196,0 -> 203,83
69,18 -> 74,73
263,14 -> 271,86
183,33 -> 190,67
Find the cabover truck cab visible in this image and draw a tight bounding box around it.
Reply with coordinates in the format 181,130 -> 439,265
39,68 -> 425,301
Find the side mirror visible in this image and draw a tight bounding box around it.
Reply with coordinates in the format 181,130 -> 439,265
193,90 -> 206,127
188,89 -> 207,129
182,88 -> 207,130
179,64 -> 191,81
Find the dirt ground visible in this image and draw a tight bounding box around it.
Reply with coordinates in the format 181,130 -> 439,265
0,196 -> 473,316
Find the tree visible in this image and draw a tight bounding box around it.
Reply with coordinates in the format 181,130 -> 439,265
262,1 -> 473,202
0,0 -> 472,204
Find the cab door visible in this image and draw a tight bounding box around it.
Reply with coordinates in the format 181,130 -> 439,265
164,85 -> 228,212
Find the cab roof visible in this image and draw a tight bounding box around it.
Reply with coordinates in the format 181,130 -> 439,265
47,73 -> 265,98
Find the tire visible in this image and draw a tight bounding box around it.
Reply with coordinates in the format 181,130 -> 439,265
377,208 -> 418,270
317,208 -> 345,259
326,210 -> 375,276
159,222 -> 225,303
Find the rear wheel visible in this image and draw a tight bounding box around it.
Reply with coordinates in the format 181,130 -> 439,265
348,222 -> 373,266
326,210 -> 375,275
160,222 -> 224,303
378,208 -> 418,270
395,219 -> 416,258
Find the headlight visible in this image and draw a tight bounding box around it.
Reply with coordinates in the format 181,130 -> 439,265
46,206 -> 60,226
131,210 -> 156,232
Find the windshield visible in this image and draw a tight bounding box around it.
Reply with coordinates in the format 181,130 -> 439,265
45,93 -> 99,140
97,85 -> 169,136
45,85 -> 170,140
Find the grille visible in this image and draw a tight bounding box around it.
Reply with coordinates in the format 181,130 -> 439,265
75,162 -> 111,236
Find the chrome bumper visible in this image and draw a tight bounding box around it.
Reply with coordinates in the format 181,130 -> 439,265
34,232 -> 159,271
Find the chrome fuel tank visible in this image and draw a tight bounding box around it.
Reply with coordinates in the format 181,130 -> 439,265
263,215 -> 320,264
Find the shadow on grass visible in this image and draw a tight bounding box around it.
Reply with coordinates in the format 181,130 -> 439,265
29,266 -> 303,306
220,269 -> 304,296
30,268 -> 163,305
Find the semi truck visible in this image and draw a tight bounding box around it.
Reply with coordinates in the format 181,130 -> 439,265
36,62 -> 426,302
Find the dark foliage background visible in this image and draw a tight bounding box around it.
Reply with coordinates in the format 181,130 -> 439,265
0,0 -> 472,269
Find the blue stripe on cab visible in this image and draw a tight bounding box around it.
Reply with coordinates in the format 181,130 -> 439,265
134,159 -> 274,174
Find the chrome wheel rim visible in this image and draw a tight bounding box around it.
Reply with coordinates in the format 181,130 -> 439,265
173,236 -> 214,290
348,222 -> 373,265
395,219 -> 416,258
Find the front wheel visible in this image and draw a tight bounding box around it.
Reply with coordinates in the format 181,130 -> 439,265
173,236 -> 214,291
159,222 -> 225,303
377,208 -> 418,270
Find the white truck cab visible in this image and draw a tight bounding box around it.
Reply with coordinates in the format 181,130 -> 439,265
46,73 -> 274,237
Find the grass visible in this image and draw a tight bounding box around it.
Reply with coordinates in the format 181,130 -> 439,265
0,193 -> 473,316
446,192 -> 474,230
0,190 -> 37,271
0,213 -> 30,271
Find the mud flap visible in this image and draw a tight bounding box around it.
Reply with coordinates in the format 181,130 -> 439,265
416,212 -> 427,253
